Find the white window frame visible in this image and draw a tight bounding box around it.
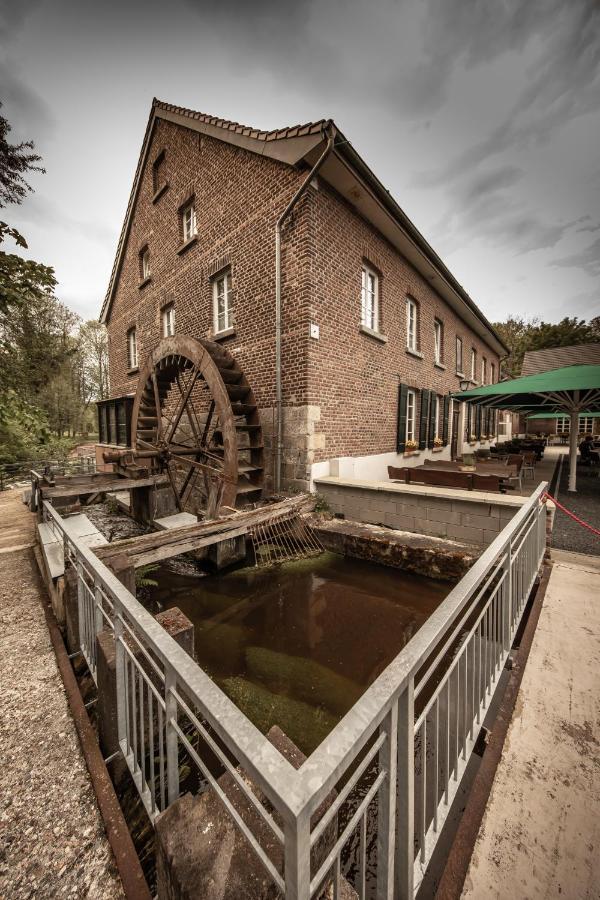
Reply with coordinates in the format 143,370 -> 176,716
434,394 -> 440,439
162,304 -> 175,338
361,266 -> 379,331
490,362 -> 496,384
481,357 -> 486,385
434,319 -> 443,364
406,389 -> 416,442
470,348 -> 477,382
212,270 -> 233,334
127,327 -> 138,370
182,202 -> 197,243
579,417 -> 594,434
141,248 -> 151,281
406,298 -> 418,351
456,336 -> 463,374
556,417 -> 569,434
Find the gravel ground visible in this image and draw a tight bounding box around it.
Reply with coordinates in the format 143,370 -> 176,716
0,493 -> 124,899
552,454 -> 600,556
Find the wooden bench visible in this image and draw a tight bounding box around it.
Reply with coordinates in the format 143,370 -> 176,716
388,465 -> 505,493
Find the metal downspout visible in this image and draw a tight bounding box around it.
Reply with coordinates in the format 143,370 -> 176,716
274,122 -> 336,492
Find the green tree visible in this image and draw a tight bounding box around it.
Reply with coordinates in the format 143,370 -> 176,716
494,315 -> 597,378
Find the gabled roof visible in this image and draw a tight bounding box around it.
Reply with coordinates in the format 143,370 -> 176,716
521,343 -> 600,376
100,99 -> 508,357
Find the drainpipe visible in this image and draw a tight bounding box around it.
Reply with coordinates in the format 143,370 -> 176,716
274,121 -> 336,492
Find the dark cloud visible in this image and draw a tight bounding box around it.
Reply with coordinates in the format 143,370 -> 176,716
552,237 -> 600,278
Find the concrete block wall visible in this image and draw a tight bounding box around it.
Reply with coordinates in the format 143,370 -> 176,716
314,476 -> 525,546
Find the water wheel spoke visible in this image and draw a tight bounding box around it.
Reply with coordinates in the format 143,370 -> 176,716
165,462 -> 183,512
166,365 -> 199,445
151,373 -> 164,441
176,370 -> 203,444
170,452 -> 232,484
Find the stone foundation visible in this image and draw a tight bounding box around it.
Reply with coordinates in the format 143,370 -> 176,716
313,518 -> 480,581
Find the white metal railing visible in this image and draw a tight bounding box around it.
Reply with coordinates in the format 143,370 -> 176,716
41,481 -> 548,899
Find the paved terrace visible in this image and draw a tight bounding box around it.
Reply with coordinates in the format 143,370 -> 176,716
0,491 -> 124,899
462,550 -> 600,899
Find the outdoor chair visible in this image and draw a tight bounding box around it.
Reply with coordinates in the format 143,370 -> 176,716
505,454 -> 524,491
522,451 -> 536,480
418,469 -> 473,490
388,465 -> 411,481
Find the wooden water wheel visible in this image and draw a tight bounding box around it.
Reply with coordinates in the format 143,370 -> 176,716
128,335 -> 264,516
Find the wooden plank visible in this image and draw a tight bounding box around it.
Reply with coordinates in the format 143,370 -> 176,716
94,495 -> 313,567
131,524 -> 248,567
44,475 -> 169,498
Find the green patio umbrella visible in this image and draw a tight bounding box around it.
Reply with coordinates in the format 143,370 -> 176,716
452,364 -> 600,493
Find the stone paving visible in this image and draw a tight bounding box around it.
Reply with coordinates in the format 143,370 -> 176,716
462,552 -> 600,899
0,491 -> 124,899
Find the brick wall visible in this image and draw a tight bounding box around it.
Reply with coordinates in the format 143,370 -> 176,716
105,116 -> 501,491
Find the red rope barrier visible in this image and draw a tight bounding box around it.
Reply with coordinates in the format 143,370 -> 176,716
542,491 -> 600,537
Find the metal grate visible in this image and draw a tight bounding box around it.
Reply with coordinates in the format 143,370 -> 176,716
250,511 -> 323,566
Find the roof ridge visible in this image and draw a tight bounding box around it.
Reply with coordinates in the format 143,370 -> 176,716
153,97 -> 328,142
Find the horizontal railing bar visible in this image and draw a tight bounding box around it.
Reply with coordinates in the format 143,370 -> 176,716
310,731 -> 387,848
172,720 -> 286,892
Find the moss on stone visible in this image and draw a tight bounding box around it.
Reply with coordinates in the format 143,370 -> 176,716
218,676 -> 338,756
245,646 -> 362,717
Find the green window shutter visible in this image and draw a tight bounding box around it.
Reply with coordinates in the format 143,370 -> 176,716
442,396 -> 450,444
397,383 -> 409,452
428,394 -> 437,448
419,389 -> 430,450
466,403 -> 472,441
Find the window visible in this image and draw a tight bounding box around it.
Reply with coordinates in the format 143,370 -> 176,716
213,270 -> 233,334
181,201 -> 197,243
361,266 -> 379,331
456,336 -> 463,374
406,389 -> 416,442
152,151 -> 165,195
556,417 -> 569,434
470,348 -> 477,381
406,297 -> 418,351
481,357 -> 486,385
490,362 -> 496,384
434,319 -> 443,364
162,303 -> 175,337
433,394 -> 440,438
140,247 -> 151,281
579,417 -> 594,434
127,327 -> 138,370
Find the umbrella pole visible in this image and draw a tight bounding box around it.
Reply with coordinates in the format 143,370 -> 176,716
568,408 -> 579,492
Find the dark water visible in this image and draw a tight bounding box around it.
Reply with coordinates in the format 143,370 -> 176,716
146,552 -> 449,756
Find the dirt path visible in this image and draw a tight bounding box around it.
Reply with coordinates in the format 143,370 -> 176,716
0,492 -> 124,899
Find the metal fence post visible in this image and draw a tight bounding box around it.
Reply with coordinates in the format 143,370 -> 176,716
113,595 -> 127,755
395,679 -> 414,900
164,661 -> 180,806
378,702 -> 398,899
284,810 -> 311,900
75,559 -> 85,654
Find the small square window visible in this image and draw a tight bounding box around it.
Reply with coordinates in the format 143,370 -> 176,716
182,202 -> 197,243
213,270 -> 233,334
127,327 -> 138,370
162,303 -> 175,338
140,247 -> 151,281
406,297 -> 418,351
361,266 -> 379,331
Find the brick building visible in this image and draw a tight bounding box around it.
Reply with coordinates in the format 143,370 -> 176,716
100,98 -> 507,493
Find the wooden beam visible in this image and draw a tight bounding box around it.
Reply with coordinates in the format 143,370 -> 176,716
44,475 -> 169,498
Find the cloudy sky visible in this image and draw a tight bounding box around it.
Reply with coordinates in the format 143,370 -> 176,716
2,0 -> 599,324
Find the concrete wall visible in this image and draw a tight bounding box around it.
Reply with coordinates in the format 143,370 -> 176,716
314,476 -> 526,546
